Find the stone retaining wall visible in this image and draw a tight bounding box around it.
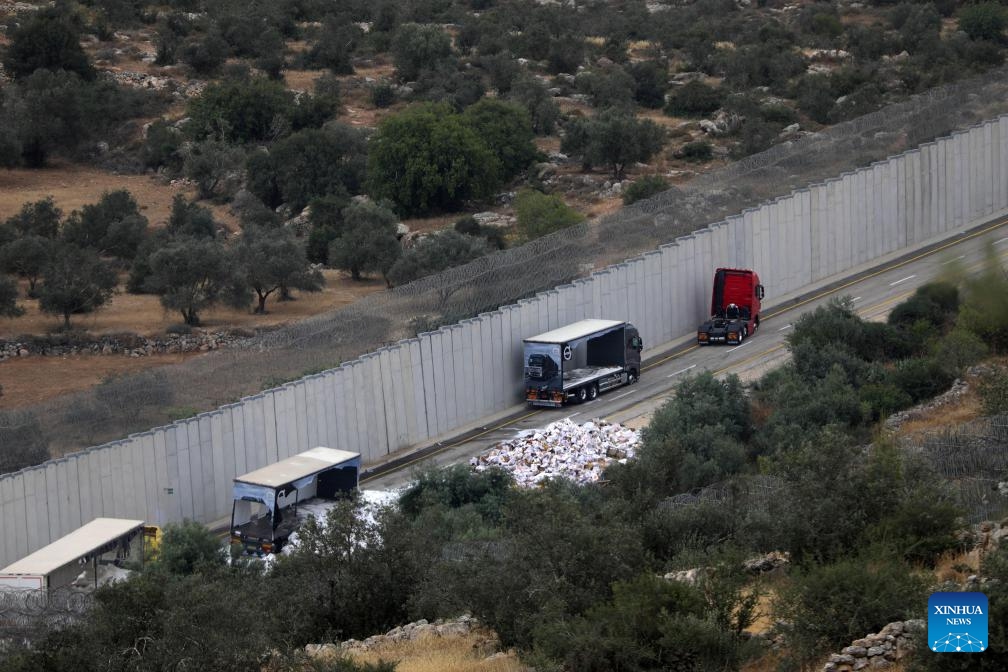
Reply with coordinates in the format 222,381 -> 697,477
303,614 -> 493,659
0,330 -> 245,360
821,620 -> 925,672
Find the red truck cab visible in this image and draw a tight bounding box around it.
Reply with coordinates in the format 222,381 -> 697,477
697,268 -> 764,345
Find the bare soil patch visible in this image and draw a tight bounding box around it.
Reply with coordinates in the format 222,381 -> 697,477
0,162 -> 239,231
0,351 -> 195,409
1,270 -> 385,339
0,271 -> 386,408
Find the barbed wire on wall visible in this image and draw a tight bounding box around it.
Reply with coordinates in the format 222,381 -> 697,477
4,66 -> 1008,457
900,414 -> 1008,524
0,588 -> 93,642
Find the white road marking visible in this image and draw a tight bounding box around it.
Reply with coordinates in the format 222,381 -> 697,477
729,341 -> 752,353
996,237 -> 1008,245
778,324 -> 792,331
852,296 -> 862,302
942,255 -> 966,265
564,413 -> 581,420
611,390 -> 636,400
889,275 -> 916,286
667,364 -> 697,378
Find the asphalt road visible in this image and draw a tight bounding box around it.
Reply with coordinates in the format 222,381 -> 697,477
363,218 -> 1008,491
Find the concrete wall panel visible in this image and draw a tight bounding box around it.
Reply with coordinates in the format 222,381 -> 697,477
488,312 -> 505,410
88,449 -> 106,523
26,466 -> 45,549
293,380 -> 310,451
153,429 -> 175,525
999,118 -> 1008,209
507,304 -> 525,401
25,467 -> 47,552
319,372 -> 338,448
280,384 -> 298,456
348,360 -> 371,455
197,415 -> 215,521
333,367 -> 353,453
0,477 -> 17,567
118,441 -> 138,522
418,333 -> 438,438
658,243 -> 675,340
126,439 -> 148,523
471,318 -> 489,418
52,459 -> 70,538
407,339 -> 429,442
209,414 -> 228,519
55,457 -> 74,535
435,330 -> 456,433
182,422 -> 201,520
379,347 -> 401,451
11,475 -> 28,560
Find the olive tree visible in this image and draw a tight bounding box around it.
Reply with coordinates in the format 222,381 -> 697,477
232,226 -> 324,313
37,244 -> 117,330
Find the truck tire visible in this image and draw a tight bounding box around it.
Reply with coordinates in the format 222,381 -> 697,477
588,384 -> 599,401
628,369 -> 638,385
577,387 -> 588,403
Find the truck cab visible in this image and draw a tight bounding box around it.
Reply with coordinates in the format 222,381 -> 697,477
697,268 -> 764,345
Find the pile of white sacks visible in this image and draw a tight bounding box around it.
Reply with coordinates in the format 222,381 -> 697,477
470,418 -> 640,487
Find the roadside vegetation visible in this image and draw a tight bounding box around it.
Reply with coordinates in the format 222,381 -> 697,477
3,271 -> 1007,669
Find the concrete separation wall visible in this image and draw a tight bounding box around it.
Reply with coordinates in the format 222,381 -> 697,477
2,117 -> 1007,568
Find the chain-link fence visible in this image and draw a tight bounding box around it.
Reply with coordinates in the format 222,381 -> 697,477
5,65 -> 1008,457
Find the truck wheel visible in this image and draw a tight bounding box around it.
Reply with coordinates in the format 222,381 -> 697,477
628,369 -> 638,385
577,387 -> 588,403
588,384 -> 599,401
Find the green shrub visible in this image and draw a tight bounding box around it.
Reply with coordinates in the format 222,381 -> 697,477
664,80 -> 722,117
978,369 -> 1008,416
774,556 -> 928,663
153,520 -> 224,575
958,2 -> 1007,42
761,103 -> 798,125
676,140 -> 713,162
370,81 -> 396,108
514,189 -> 584,240
891,357 -> 955,403
622,175 -> 670,205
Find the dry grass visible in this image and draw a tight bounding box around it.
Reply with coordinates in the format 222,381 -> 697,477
1,270 -> 384,339
0,270 -> 386,408
345,633 -> 526,672
895,389 -> 983,437
402,213 -> 465,234
933,549 -> 982,584
0,351 -> 197,409
0,162 -> 240,232
743,587 -> 777,636
284,69 -> 323,92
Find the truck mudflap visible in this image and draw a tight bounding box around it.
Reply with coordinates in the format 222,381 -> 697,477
527,388 -> 564,407
231,533 -> 279,556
